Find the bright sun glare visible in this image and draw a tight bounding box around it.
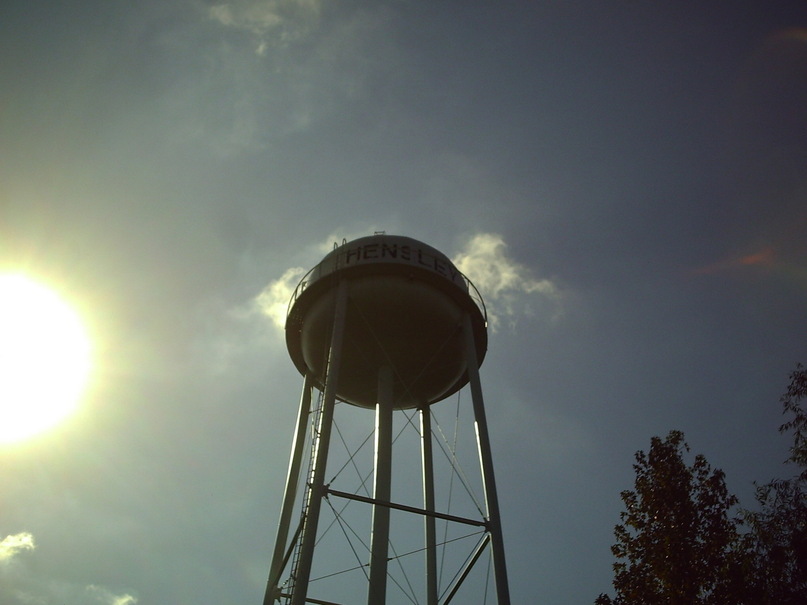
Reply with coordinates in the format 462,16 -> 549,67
0,274 -> 92,444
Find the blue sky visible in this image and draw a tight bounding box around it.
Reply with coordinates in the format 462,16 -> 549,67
2,1 -> 807,603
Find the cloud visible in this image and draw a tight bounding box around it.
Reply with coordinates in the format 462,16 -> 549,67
453,233 -> 559,331
208,0 -> 322,47
255,230 -> 387,331
0,533 -> 35,563
255,266 -> 306,330
0,533 -> 137,605
161,2 -> 391,155
190,233 -> 377,373
691,246 -> 778,276
86,585 -> 138,605
254,232 -> 560,335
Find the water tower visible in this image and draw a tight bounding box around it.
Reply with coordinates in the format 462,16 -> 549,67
262,234 -> 510,605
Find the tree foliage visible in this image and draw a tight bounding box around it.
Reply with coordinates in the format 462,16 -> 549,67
780,363 -> 807,478
740,364 -> 807,604
597,364 -> 807,604
595,431 -> 739,605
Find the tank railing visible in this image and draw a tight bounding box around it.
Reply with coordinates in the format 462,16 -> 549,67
460,272 -> 488,327
287,239 -> 350,320
286,264 -> 320,319
286,259 -> 488,328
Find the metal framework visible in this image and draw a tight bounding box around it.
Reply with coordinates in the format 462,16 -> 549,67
263,266 -> 510,605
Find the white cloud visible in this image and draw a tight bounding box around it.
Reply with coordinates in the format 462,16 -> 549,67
86,585 -> 138,605
208,0 -> 322,46
255,266 -> 306,330
0,532 -> 34,563
161,2 -> 391,155
254,230 -> 387,331
254,232 -> 559,335
0,534 -> 137,605
453,233 -> 559,331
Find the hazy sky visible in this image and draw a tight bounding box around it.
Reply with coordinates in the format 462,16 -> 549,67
2,1 -> 807,603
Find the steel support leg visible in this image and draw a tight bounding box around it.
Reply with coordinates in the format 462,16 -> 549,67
265,374 -> 314,604
420,406 -> 438,605
368,365 -> 394,604
290,281 -> 348,605
462,313 -> 511,605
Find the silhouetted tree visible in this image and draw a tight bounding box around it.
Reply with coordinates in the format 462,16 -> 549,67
740,364 -> 807,604
596,430 -> 740,605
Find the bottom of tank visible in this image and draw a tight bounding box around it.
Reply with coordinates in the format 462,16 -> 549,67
289,275 -> 480,409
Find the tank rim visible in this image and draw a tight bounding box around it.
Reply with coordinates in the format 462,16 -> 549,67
286,235 -> 487,328
283,236 -> 488,407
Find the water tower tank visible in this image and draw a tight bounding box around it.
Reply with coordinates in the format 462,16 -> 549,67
285,234 -> 487,409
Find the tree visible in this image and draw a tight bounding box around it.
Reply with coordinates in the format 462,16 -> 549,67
596,430 -> 740,605
740,364 -> 807,604
597,365 -> 807,604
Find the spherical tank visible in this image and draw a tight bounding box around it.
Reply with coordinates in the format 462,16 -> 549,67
285,235 -> 487,409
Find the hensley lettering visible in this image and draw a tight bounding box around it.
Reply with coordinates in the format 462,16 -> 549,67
339,243 -> 459,284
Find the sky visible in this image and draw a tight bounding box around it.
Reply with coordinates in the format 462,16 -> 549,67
2,1 -> 807,603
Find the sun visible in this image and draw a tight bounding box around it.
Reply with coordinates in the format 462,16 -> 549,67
0,274 -> 92,444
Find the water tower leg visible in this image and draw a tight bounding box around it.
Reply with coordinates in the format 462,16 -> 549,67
368,365 -> 394,604
264,374 -> 314,604
420,406 -> 439,605
291,281 -> 348,605
462,313 -> 511,605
